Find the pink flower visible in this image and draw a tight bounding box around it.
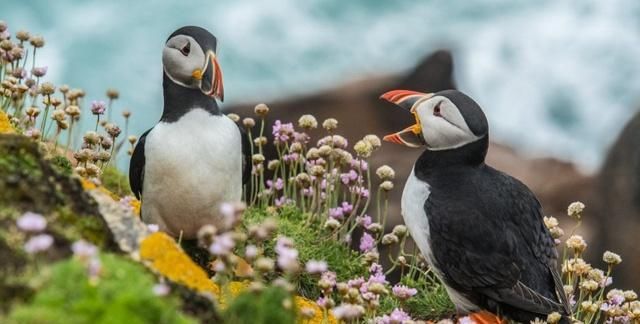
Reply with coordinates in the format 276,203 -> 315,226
17,211 -> 47,232
341,201 -> 353,214
359,232 -> 375,252
88,257 -> 102,278
119,196 -> 134,212
305,260 -> 328,274
267,178 -> 284,191
72,240 -> 98,259
275,196 -> 292,207
31,66 -> 47,77
329,207 -> 344,220
245,244 -> 258,259
276,236 -> 299,272
24,234 -> 53,254
351,159 -> 368,171
347,277 -> 365,288
356,215 -> 372,228
392,284 -> 417,300
321,271 -> 337,287
340,169 -> 358,185
153,282 -> 170,296
376,308 -> 412,324
91,100 -> 106,115
332,304 -> 365,321
352,186 -> 369,198
302,187 -> 314,197
458,316 -> 475,324
272,120 -> 295,143
283,153 -> 299,164
316,296 -> 331,309
208,232 -> 235,256
293,132 -> 310,144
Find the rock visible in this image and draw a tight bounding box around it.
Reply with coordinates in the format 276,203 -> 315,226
592,110 -> 640,289
0,134 -> 115,311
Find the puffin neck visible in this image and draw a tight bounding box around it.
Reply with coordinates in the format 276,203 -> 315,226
161,73 -> 220,122
414,135 -> 489,176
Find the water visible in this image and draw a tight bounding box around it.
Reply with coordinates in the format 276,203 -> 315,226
3,0 -> 640,170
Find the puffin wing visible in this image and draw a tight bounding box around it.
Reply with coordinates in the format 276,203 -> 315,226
238,124 -> 251,185
429,169 -> 569,315
129,128 -> 152,200
497,172 -> 571,314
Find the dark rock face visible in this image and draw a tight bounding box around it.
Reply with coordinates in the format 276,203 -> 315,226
226,49 -> 590,220
593,110 -> 640,289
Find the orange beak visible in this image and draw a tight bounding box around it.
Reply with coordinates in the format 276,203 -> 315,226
198,51 -> 224,102
380,90 -> 434,148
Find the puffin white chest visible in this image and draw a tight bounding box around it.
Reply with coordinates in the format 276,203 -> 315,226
401,168 -> 436,269
401,167 -> 478,312
142,108 -> 243,237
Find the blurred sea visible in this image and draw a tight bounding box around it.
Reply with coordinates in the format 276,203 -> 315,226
3,0 -> 640,170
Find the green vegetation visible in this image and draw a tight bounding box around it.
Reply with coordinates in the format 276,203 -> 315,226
101,165 -> 131,197
6,253 -> 196,324
223,286 -> 296,324
244,206 -> 368,299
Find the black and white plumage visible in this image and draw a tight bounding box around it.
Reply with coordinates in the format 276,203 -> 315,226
381,89 -> 570,323
130,26 -> 250,239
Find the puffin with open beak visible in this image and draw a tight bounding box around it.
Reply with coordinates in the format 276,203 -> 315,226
381,89 -> 570,323
129,26 -> 250,239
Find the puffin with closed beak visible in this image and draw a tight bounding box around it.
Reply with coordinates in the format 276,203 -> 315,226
380,89 -> 570,323
130,26 -> 250,238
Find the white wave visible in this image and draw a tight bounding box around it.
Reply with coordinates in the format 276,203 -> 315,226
3,0 -> 640,170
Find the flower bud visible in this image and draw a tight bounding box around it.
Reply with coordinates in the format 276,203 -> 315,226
322,118 -> 338,131
380,181 -> 394,191
392,225 -> 407,237
298,114 -> 318,129
242,117 -> 255,128
381,233 -> 399,245
254,103 -> 269,117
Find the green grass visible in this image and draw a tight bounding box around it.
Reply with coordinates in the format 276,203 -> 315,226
380,275 -> 455,320
243,206 -> 368,299
101,166 -> 131,197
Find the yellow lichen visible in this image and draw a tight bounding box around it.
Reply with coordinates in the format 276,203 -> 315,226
0,110 -> 15,134
140,232 -> 221,296
80,177 -> 123,202
129,198 -> 141,216
295,296 -> 337,324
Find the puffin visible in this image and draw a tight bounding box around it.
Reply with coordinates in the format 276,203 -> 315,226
380,89 -> 570,323
129,26 -> 250,239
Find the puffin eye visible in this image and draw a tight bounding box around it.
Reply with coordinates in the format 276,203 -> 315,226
180,42 -> 191,56
433,102 -> 442,117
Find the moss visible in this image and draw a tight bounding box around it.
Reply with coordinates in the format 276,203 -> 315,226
6,253 -> 197,324
48,155 -> 72,176
0,208 -> 33,313
101,166 -> 132,197
51,206 -> 110,247
223,286 -> 296,324
244,206 -> 368,299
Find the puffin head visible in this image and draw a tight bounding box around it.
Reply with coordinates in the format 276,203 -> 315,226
380,89 -> 487,151
162,26 -> 224,101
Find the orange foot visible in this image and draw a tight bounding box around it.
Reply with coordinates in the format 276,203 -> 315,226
467,311 -> 506,324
